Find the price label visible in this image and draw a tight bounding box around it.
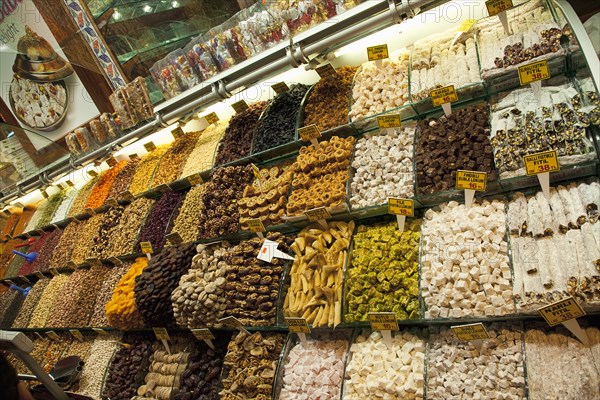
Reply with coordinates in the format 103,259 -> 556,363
5,279 -> 15,286
538,297 -> 585,326
69,216 -> 80,223
172,127 -> 184,139
70,329 -> 84,341
523,150 -> 560,176
431,85 -> 458,107
304,207 -> 331,222
388,198 -> 414,217
204,112 -> 219,124
40,189 -> 49,199
298,125 -> 321,141
65,180 -> 75,187
156,184 -> 171,193
456,170 -> 487,191
49,268 -> 59,276
107,256 -> 123,267
315,63 -> 337,79
119,191 -> 136,202
85,208 -> 96,216
35,271 -> 45,279
272,82 -> 289,94
188,174 -> 203,186
46,331 -> 60,340
153,327 -> 170,341
231,100 -> 249,114
106,157 -> 118,167
368,312 -> 399,331
246,218 -> 266,233
87,170 -> 98,178
458,19 -> 476,33
218,316 -> 248,332
285,317 -> 311,333
518,60 -> 550,86
140,241 -> 153,254
85,258 -> 102,267
93,328 -> 108,335
106,198 -> 119,208
485,0 -> 513,16
377,114 -> 401,129
191,328 -> 215,341
251,164 -> 261,180
367,44 -> 389,61
165,232 -> 183,246
66,261 -> 77,270
144,142 -> 157,152
128,153 -> 140,161
451,323 -> 490,341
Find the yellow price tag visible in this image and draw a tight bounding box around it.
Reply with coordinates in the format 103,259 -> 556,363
49,268 -> 59,276
231,100 -> 249,114
431,85 -> 458,107
518,60 -> 550,86
298,125 -> 321,141
523,150 -> 560,176
272,82 -> 289,94
35,271 -> 45,279
285,317 -> 311,334
251,164 -> 261,179
304,207 -> 331,222
367,44 -> 389,61
40,189 -> 49,199
456,170 -> 487,191
119,191 -> 136,202
538,297 -> 586,326
485,0 -> 513,16
85,207 -> 96,216
458,19 -> 476,33
140,241 -> 153,254
153,328 -> 170,341
388,198 -> 414,217
451,323 -> 490,341
106,157 -> 118,167
165,232 -> 183,246
87,170 -> 98,178
204,112 -> 219,124
377,114 -> 401,129
65,180 -> 75,187
188,174 -> 203,186
129,153 -> 140,161
368,312 -> 399,331
191,328 -> 215,341
70,329 -> 85,341
315,63 -> 337,79
46,331 -> 60,340
106,198 -> 119,208
246,218 -> 266,233
172,127 -> 184,139
144,142 -> 157,152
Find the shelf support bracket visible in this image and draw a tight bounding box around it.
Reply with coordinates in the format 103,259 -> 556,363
393,0 -> 420,23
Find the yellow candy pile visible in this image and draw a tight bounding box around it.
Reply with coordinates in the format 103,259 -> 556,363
105,257 -> 148,330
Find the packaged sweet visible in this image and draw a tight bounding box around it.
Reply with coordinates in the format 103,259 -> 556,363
275,0 -> 325,35
88,119 -> 108,145
100,113 -> 120,139
222,17 -> 254,63
109,87 -> 138,130
205,25 -> 236,71
65,132 -> 82,156
125,77 -> 154,121
167,49 -> 199,92
184,35 -> 220,81
149,58 -> 181,100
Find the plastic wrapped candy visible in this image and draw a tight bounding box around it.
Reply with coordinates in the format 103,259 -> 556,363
237,3 -> 269,54
224,17 -> 255,62
249,8 -> 288,50
185,35 -> 220,82
125,77 -> 153,121
89,119 -> 108,145
100,113 -> 120,139
66,127 -> 95,156
149,58 -> 181,100
277,0 -> 325,36
206,25 -> 236,71
109,87 -> 138,130
167,49 -> 199,91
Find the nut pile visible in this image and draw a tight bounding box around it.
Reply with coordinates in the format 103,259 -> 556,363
170,185 -> 205,243
174,339 -> 228,400
129,145 -> 170,195
133,337 -> 192,400
215,102 -> 267,165
220,331 -> 285,399
150,131 -> 201,188
524,324 -> 600,400
36,190 -> 66,228
253,84 -> 310,153
197,165 -> 254,238
51,187 -> 78,223
29,228 -> 63,273
45,268 -> 92,327
134,243 -> 195,327
18,232 -> 51,276
68,176 -> 99,217
42,333 -> 70,372
136,190 -> 185,252
106,257 -> 148,330
345,220 -> 420,322
303,66 -> 357,131
0,287 -> 24,327
343,330 -> 425,400
12,278 -> 50,328
421,200 -> 514,318
415,104 -> 497,195
107,159 -> 139,199
287,136 -> 354,216
50,221 -> 82,269
85,161 -> 127,209
284,221 -> 353,327
223,232 -> 293,326
238,164 -> 292,229
69,214 -> 103,265
90,205 -> 126,259
427,324 -> 525,399
88,263 -> 130,327
180,122 -> 227,176
77,333 -> 121,399
106,198 -> 155,257
64,264 -> 110,327
279,334 -> 348,400
349,126 -> 415,208
102,334 -> 154,400
172,242 -> 230,328
28,273 -> 70,328
349,54 -> 410,121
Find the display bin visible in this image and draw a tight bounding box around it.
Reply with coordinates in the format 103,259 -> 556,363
272,330 -> 352,400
